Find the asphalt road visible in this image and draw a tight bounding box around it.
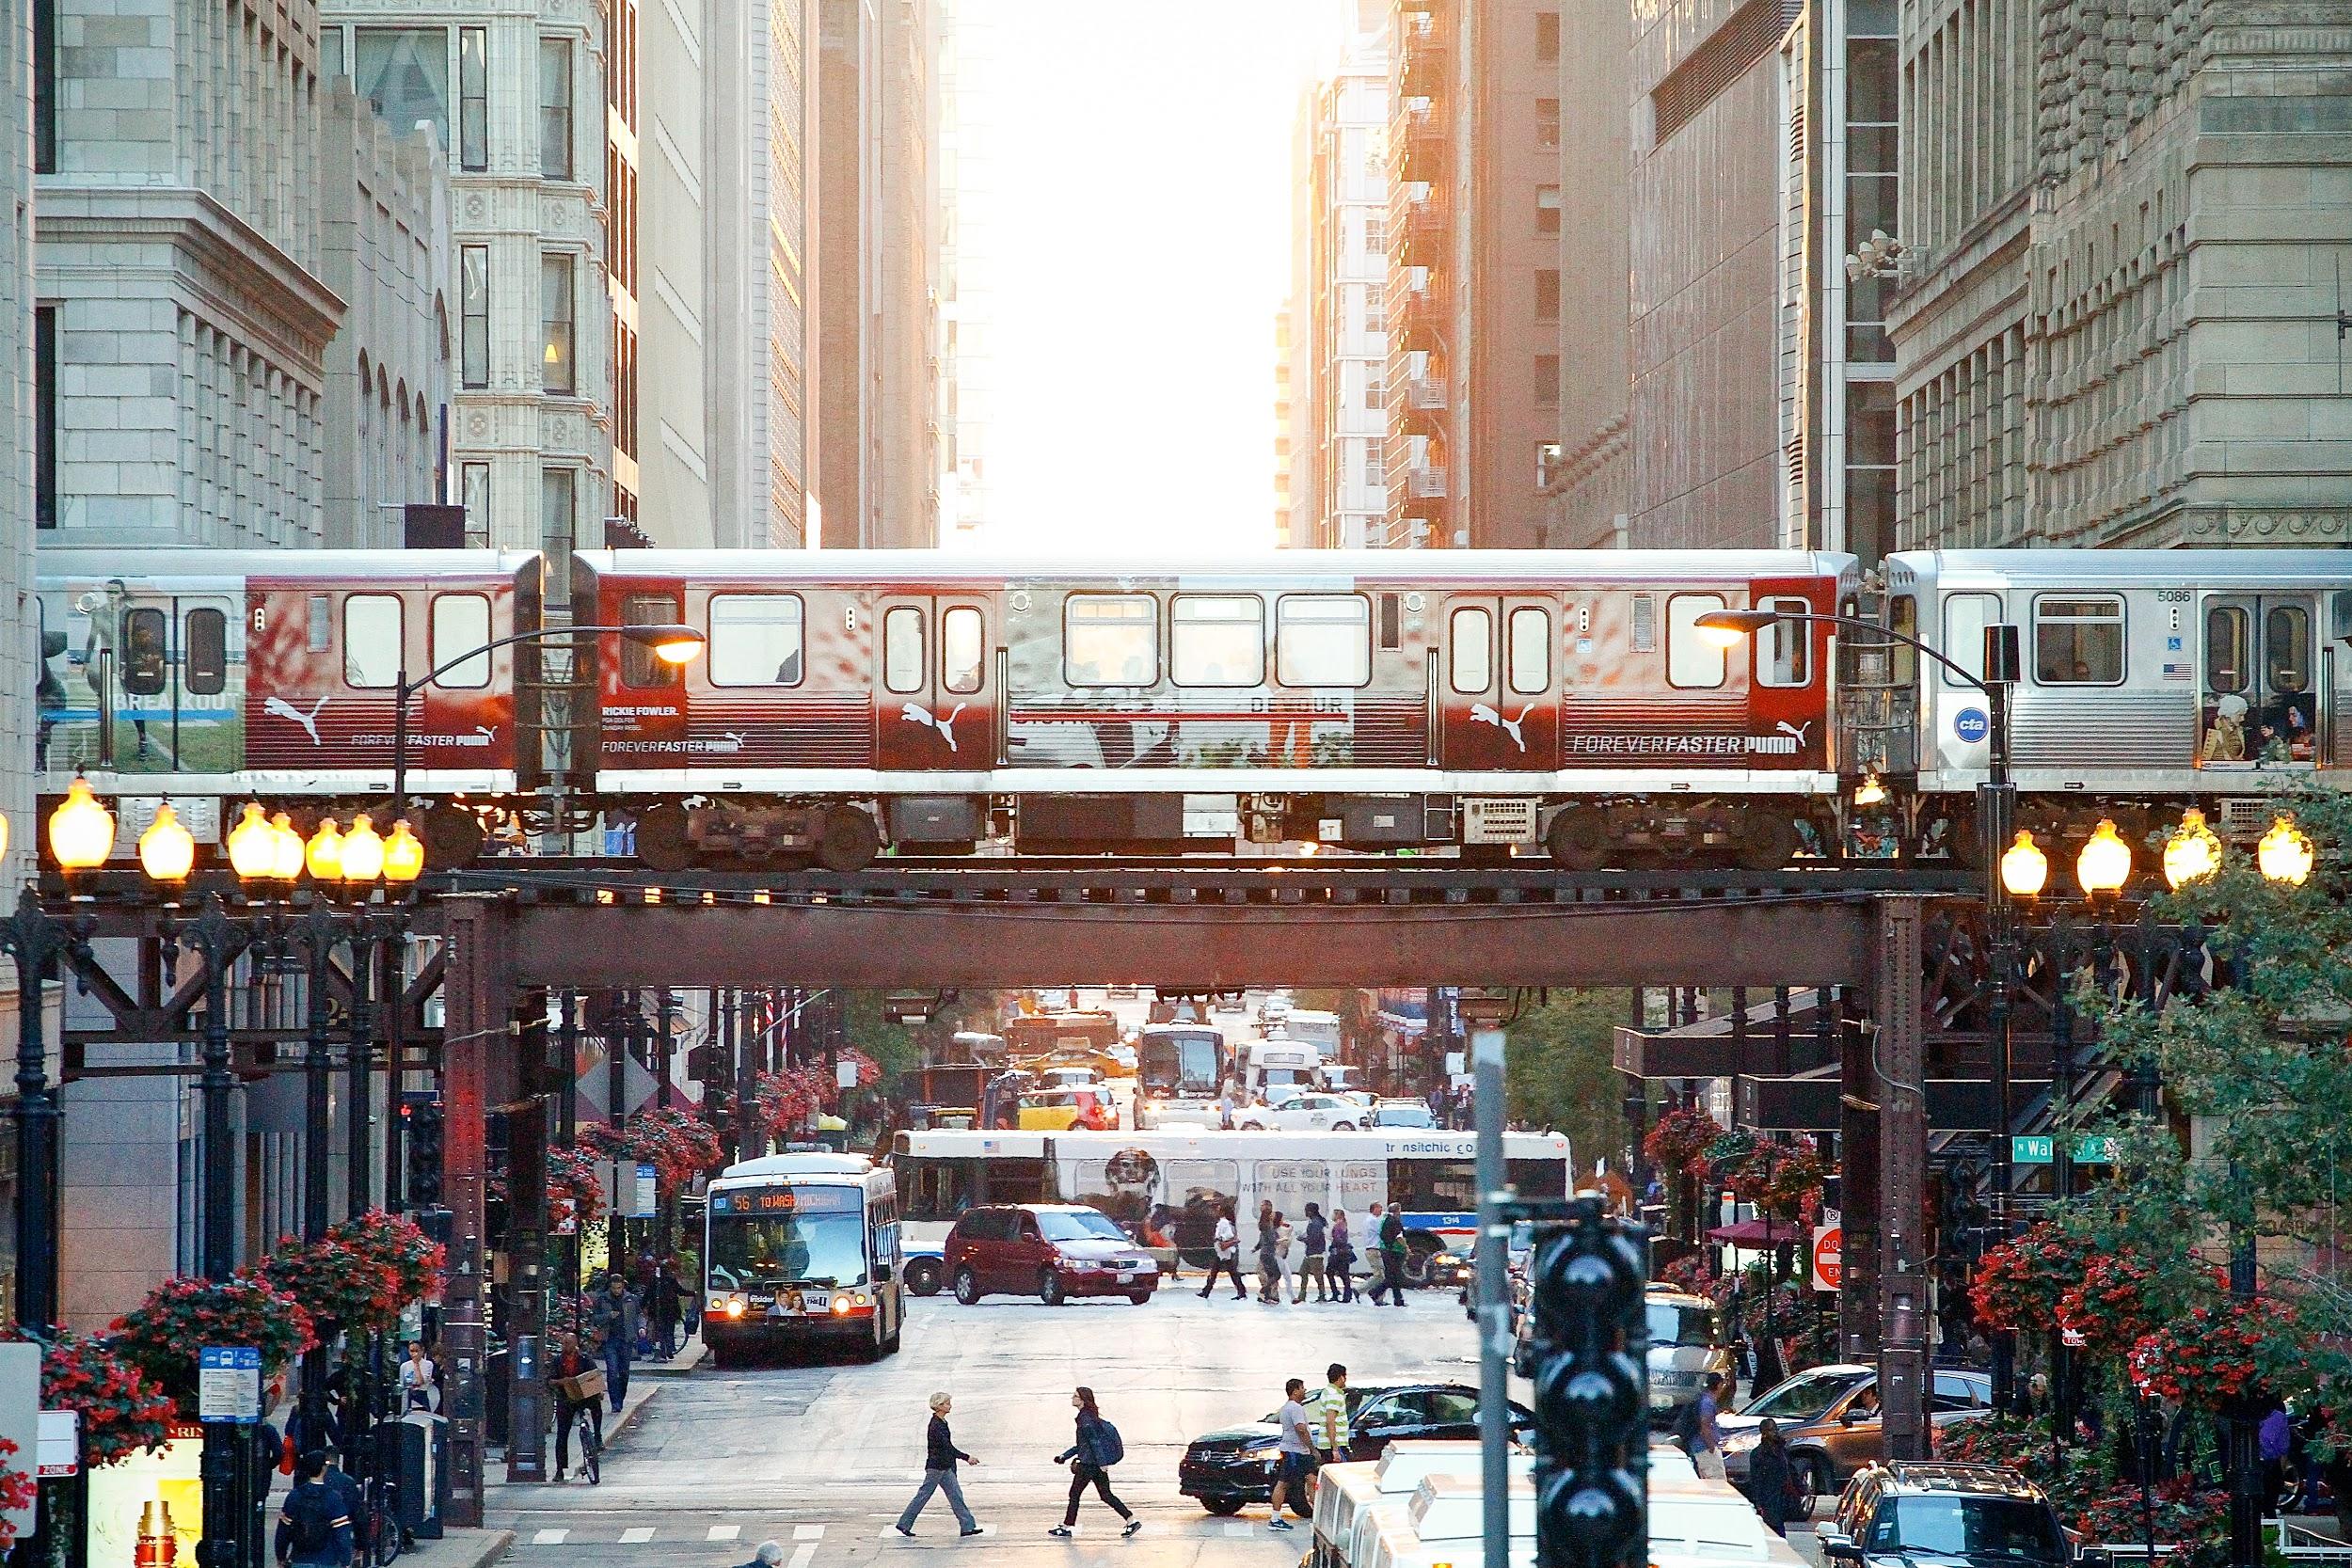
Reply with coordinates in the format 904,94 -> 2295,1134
489,1280 -> 1479,1565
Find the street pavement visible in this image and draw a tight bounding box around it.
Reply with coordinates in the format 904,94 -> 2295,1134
488,1280 -> 1479,1565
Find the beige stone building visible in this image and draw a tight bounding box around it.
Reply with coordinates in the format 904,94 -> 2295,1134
1297,32 -> 1394,549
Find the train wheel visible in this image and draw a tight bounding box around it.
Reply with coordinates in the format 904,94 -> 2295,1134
420,805 -> 485,866
1545,810 -> 1609,870
813,807 -> 881,873
637,803 -> 692,871
1735,814 -> 1797,871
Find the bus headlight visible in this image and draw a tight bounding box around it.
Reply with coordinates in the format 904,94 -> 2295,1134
717,1292 -> 748,1319
831,1296 -> 851,1316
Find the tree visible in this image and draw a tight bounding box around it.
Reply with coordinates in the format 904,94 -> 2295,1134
1502,990 -> 1629,1177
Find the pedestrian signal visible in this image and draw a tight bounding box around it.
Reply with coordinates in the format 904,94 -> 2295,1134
405,1099 -> 445,1205
1526,1197 -> 1648,1568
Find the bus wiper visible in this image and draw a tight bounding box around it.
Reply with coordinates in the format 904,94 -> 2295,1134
781,1276 -> 838,1290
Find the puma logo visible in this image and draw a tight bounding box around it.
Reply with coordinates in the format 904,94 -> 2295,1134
1470,702 -> 1534,753
1776,720 -> 1813,744
263,694 -> 328,746
902,702 -> 968,752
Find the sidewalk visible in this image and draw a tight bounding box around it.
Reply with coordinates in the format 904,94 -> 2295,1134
487,1333 -> 701,1489
396,1526 -> 516,1568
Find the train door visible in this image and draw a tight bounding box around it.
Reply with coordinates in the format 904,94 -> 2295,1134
108,593 -> 174,773
2200,594 -> 2319,766
874,594 -> 995,768
1438,595 -> 1556,769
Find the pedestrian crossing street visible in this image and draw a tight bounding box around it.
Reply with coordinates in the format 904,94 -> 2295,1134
515,1514 -> 1297,1548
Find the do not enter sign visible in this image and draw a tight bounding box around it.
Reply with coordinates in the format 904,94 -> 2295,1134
1811,1224 -> 1843,1291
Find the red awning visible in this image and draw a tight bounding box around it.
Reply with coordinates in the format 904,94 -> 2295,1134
1705,1219 -> 1795,1245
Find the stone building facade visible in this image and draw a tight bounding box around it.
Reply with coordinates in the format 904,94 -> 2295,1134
1299,36 -> 1392,548
1892,0 -> 2352,548
318,77 -> 451,547
1545,0 -> 1631,549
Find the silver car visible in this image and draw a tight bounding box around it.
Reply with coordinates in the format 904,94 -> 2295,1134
1512,1283 -> 1729,1422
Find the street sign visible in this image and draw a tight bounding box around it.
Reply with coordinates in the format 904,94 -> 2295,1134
198,1347 -> 261,1425
38,1410 -> 78,1477
2073,1134 -> 2117,1164
2011,1135 -> 2055,1164
1810,1224 -> 1843,1291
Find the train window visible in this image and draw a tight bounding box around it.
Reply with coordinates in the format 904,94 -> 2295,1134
1508,607 -> 1550,694
307,594 -> 332,653
1665,594 -> 1728,689
1756,596 -> 1809,688
709,594 -> 804,687
184,608 -> 228,696
883,606 -> 926,693
119,608 -> 168,696
2266,604 -> 2311,695
1276,594 -> 1371,687
1449,606 -> 1493,693
1065,594 -> 1158,686
1171,595 -> 1263,686
1943,593 -> 2001,683
619,593 -> 683,689
1888,594 -> 1918,684
431,594 -> 492,689
342,595 -> 402,689
1629,594 -> 1657,654
2033,595 -> 2124,685
2205,605 -> 2249,695
942,606 -> 984,694
1379,594 -> 1402,650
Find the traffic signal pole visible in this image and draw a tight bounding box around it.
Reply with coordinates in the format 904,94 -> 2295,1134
1470,1012 -> 1510,1568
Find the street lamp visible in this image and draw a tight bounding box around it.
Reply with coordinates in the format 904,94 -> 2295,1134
2000,832 -> 2049,900
136,802 -> 197,885
2163,809 -> 2221,890
2259,816 -> 2314,885
47,777 -> 115,872
305,819 -> 344,882
389,622 -> 705,810
2074,820 -> 2133,900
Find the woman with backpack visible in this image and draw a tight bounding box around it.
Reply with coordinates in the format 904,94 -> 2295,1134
1327,1210 -> 1357,1302
1050,1386 -> 1139,1538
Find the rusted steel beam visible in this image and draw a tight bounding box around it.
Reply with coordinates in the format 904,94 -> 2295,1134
1874,895 -> 1931,1464
437,896 -> 508,1528
1735,1075 -> 2052,1132
505,896 -> 1879,990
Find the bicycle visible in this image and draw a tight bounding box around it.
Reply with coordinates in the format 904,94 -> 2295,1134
570,1402 -> 602,1485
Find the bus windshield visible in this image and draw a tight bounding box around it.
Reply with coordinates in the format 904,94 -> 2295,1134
1140,1033 -> 1220,1095
707,1187 -> 869,1289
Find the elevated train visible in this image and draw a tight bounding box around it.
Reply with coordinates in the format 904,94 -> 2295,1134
32,546 -> 2352,870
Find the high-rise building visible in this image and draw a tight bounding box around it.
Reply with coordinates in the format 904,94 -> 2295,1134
2,2 -> 35,906
1297,35 -> 1392,548
817,0 -> 941,548
1543,0 -> 1629,549
630,0 -> 714,546
938,0 -> 992,541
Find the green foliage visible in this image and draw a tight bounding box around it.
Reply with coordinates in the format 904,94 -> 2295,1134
1502,990 -> 1629,1176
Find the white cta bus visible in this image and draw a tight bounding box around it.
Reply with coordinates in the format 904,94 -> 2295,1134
703,1152 -> 902,1366
890,1127 -> 1571,1295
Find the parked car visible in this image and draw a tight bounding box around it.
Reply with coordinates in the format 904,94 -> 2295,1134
1511,1284 -> 1729,1422
1819,1462 -> 2076,1567
1178,1383 -> 1534,1514
1368,1100 -> 1438,1129
1016,1086 -> 1118,1131
1235,1092 -> 1363,1132
1718,1366 -> 1994,1497
945,1204 -> 1160,1306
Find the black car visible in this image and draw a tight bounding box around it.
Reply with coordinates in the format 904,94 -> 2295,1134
1178,1383 -> 1534,1515
1820,1462 -> 2092,1568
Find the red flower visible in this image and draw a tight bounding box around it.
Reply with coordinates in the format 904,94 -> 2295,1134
2057,1250 -> 2165,1354
111,1275 -> 313,1418
1645,1107 -> 1725,1177
2131,1296 -> 2292,1411
583,1109 -> 726,1193
1970,1221 -> 2090,1331
13,1329 -> 174,1468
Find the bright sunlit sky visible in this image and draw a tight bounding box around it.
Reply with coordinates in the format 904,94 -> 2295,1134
961,1 -> 1355,558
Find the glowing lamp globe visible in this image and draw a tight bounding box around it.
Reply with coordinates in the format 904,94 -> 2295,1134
48,778 -> 116,870
2162,808 -> 2222,890
136,801 -> 196,883
227,803 -> 281,881
305,819 -> 345,882
1853,774 -> 1888,808
340,815 -> 386,883
383,819 -> 424,884
1998,831 -> 2047,900
2076,819 -> 2133,898
268,813 -> 307,881
2259,816 -> 2314,886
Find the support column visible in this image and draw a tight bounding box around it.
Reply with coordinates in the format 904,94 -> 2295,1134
1838,990 -> 1880,1362
1874,896 -> 1929,1461
439,896 -> 509,1528
504,995 -> 549,1484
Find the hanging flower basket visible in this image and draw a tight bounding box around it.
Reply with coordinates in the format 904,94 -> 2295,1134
111,1276 -> 313,1414
17,1329 -> 175,1467
329,1210 -> 446,1308
549,1146 -> 607,1231
583,1108 -> 725,1193
257,1234 -> 403,1337
1645,1106 -> 1724,1177
1969,1221 -> 2089,1331
1708,1132 -> 1835,1223
2130,1296 -> 2290,1411
1657,1253 -> 1722,1303
755,1068 -> 829,1138
0,1438 -> 37,1548
2056,1249 -> 2168,1354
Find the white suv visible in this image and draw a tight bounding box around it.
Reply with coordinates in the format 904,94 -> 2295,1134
1235,1092 -> 1362,1132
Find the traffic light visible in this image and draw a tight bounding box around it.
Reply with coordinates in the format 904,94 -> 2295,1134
405,1098 -> 445,1206
1526,1197 -> 1648,1568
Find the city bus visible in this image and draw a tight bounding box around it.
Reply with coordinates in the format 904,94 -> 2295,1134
1135,1023 -> 1229,1128
702,1151 -> 902,1366
889,1127 -> 1572,1294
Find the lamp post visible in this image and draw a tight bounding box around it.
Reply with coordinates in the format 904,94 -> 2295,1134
388,622 -> 703,813
1697,608 -> 2025,1410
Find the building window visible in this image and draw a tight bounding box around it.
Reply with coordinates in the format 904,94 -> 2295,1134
355,28 -> 452,148
1536,97 -> 1561,149
1535,186 -> 1561,235
1534,355 -> 1560,406
1064,594 -> 1159,687
1535,11 -> 1560,61
322,26 -> 344,79
1536,270 -> 1560,322
458,28 -> 488,172
541,467 -> 577,597
541,253 -> 575,394
540,37 -> 574,180
34,307 -> 56,530
460,246 -> 489,388
709,594 -> 805,686
32,0 -> 56,172
460,462 -> 489,543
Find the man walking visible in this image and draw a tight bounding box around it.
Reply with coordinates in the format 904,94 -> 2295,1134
1688,1372 -> 1727,1480
1310,1363 -> 1351,1465
589,1272 -> 639,1414
275,1451 -> 355,1567
1364,1205 -> 1408,1307
1266,1378 -> 1316,1530
1296,1204 -> 1328,1302
1198,1202 -> 1247,1300
650,1260 -> 686,1359
896,1392 -> 985,1537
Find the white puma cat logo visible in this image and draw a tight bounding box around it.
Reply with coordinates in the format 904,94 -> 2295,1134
263,694 -> 329,746
902,703 -> 968,752
1469,702 -> 1534,753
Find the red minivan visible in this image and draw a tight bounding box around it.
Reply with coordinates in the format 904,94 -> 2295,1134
945,1204 -> 1162,1307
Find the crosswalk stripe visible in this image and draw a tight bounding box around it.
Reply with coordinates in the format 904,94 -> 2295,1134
788,1545 -> 818,1568
1223,1523 -> 1254,1538
620,1527 -> 655,1544
531,1529 -> 568,1545
794,1525 -> 826,1541
708,1525 -> 743,1542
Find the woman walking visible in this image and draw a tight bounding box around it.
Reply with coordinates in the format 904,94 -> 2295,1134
1275,1212 -> 1297,1301
1297,1204 -> 1328,1302
1050,1387 -> 1139,1538
895,1392 -> 983,1537
1328,1209 -> 1356,1302
1255,1203 -> 1282,1303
